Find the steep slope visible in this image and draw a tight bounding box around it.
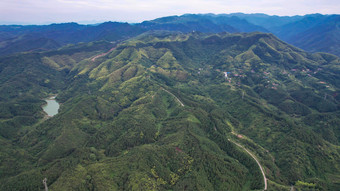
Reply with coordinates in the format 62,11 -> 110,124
0,32 -> 340,191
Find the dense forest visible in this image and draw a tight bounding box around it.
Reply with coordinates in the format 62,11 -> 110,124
0,31 -> 340,190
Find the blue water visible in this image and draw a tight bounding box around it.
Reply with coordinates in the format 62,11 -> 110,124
42,96 -> 60,116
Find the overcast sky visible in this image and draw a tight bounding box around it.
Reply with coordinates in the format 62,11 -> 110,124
0,0 -> 339,24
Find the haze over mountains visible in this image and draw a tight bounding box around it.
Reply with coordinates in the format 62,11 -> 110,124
1,13 -> 339,57
0,13 -> 340,191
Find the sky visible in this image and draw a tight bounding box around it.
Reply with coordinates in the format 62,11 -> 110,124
0,0 -> 339,24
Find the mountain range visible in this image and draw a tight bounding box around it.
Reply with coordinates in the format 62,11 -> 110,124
0,13 -> 339,57
0,28 -> 340,190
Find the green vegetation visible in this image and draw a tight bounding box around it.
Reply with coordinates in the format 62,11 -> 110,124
0,32 -> 339,190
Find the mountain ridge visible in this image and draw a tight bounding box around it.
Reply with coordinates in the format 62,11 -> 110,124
1,13 -> 339,56
0,31 -> 339,190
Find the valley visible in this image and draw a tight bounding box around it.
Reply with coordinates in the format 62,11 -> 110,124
0,30 -> 339,190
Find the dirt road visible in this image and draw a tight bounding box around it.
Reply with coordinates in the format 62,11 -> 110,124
228,139 -> 267,190
91,47 -> 116,61
161,88 -> 184,107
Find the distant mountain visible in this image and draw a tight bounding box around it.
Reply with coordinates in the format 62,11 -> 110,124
141,13 -> 340,56
0,22 -> 145,44
0,13 -> 339,57
0,32 -> 339,190
0,22 -> 146,56
276,14 -> 340,56
0,34 -> 60,55
0,14 -> 270,56
270,14 -> 327,40
224,13 -> 303,30
138,14 -> 268,33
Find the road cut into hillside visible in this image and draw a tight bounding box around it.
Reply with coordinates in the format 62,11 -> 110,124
228,139 -> 267,191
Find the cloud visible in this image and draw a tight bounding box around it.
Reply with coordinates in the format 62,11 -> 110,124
0,0 -> 339,24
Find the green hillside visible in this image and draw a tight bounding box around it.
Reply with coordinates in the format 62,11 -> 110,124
0,32 -> 339,191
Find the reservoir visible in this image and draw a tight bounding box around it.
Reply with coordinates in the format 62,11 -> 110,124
43,95 -> 60,117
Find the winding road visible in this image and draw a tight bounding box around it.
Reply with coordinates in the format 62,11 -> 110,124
91,47 -> 116,61
161,88 -> 184,107
160,87 -> 266,190
228,138 -> 267,191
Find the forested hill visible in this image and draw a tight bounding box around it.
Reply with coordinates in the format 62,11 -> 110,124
1,13 -> 339,57
0,31 -> 339,190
